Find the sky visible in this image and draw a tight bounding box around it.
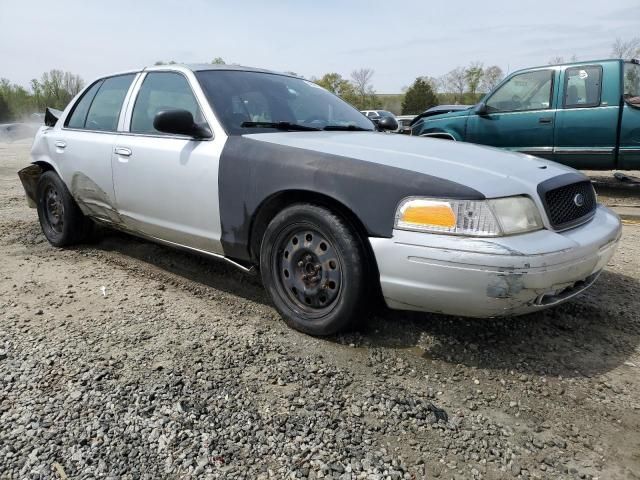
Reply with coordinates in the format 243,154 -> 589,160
1,0 -> 638,93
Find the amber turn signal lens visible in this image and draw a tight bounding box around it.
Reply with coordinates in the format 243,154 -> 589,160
401,203 -> 456,228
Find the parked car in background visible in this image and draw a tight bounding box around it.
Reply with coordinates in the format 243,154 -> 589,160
394,115 -> 416,134
19,64 -> 621,336
361,110 -> 398,131
412,59 -> 640,170
361,110 -> 396,121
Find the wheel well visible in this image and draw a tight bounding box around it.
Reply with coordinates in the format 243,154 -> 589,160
249,190 -> 379,280
33,161 -> 55,172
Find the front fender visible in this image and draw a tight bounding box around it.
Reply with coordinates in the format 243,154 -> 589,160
217,136 -> 484,261
412,115 -> 468,141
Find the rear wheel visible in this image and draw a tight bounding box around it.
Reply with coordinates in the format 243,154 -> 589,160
36,170 -> 93,247
260,204 -> 366,335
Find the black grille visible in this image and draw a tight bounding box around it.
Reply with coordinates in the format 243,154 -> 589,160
544,180 -> 596,229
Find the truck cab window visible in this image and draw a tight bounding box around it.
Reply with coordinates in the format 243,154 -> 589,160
624,62 -> 640,107
563,66 -> 602,108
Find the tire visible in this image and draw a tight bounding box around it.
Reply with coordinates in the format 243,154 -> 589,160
260,203 -> 367,336
36,170 -> 93,247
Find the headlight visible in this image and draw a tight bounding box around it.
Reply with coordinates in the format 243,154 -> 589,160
395,196 -> 543,237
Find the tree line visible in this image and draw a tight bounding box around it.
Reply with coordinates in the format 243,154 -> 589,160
312,62 -> 504,115
0,71 -> 84,122
2,37 -> 638,123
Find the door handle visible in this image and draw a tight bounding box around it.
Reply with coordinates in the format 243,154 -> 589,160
114,147 -> 132,157
538,117 -> 553,124
54,141 -> 66,149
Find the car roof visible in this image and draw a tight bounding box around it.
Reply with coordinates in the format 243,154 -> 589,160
94,64 -> 298,80
146,63 -> 298,78
509,58 -> 624,75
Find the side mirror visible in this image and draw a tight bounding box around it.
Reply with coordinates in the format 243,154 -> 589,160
475,102 -> 488,115
153,109 -> 212,139
377,116 -> 399,131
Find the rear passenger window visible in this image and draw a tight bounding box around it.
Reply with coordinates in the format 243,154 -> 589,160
84,74 -> 135,131
66,81 -> 103,129
130,72 -> 203,134
563,66 -> 602,108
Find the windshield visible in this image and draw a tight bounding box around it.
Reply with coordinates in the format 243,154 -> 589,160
196,70 -> 375,134
624,62 -> 640,107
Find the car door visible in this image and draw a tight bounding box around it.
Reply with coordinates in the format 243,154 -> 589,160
466,69 -> 557,159
55,73 -> 136,223
553,64 -> 617,169
618,61 -> 640,170
111,70 -> 226,254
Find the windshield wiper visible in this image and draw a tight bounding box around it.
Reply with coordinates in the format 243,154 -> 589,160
322,125 -> 372,131
241,121 -> 320,131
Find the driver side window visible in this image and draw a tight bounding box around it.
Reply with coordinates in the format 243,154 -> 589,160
486,70 -> 554,113
131,72 -> 203,134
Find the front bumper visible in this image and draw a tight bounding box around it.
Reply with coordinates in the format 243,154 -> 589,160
369,205 -> 622,318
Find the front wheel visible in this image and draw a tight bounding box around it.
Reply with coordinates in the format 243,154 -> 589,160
260,204 -> 367,335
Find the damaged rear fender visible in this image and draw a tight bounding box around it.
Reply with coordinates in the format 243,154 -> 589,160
18,162 -> 57,208
18,164 -> 43,208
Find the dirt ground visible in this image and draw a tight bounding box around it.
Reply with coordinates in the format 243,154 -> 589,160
1,140 -> 639,479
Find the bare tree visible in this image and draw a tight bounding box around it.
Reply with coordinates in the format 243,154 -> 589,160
423,76 -> 442,93
465,62 -> 484,101
62,72 -> 84,97
611,37 -> 640,59
443,67 -> 467,103
548,56 -> 565,65
481,65 -> 504,92
350,68 -> 375,107
30,70 -> 85,110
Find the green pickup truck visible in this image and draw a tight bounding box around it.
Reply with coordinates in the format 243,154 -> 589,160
412,59 -> 640,170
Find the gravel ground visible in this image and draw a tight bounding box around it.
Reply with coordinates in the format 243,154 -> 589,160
1,140 -> 640,480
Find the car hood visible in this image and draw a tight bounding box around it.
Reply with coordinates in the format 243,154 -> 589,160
415,108 -> 472,124
243,131 -> 578,199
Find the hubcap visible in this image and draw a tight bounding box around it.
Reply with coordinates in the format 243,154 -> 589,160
277,227 -> 342,312
44,186 -> 64,234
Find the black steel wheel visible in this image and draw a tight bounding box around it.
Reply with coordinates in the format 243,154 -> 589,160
260,203 -> 366,335
43,184 -> 65,235
275,226 -> 343,315
36,170 -> 93,247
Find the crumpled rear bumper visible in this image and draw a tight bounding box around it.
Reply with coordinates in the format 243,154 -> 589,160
369,205 -> 622,318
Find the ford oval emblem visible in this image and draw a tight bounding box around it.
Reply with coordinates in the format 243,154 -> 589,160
573,193 -> 585,207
